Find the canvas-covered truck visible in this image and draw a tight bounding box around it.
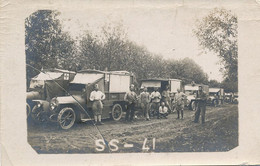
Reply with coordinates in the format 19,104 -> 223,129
27,69 -> 76,119
140,78 -> 182,94
140,78 -> 182,112
207,88 -> 224,106
184,83 -> 209,110
32,69 -> 134,129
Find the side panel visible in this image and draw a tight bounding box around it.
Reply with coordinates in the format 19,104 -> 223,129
203,85 -> 209,95
141,81 -> 161,88
171,80 -> 181,93
185,85 -> 199,91
109,75 -> 130,92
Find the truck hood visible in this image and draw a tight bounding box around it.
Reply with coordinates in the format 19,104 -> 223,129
27,91 -> 41,100
187,95 -> 195,101
55,95 -> 85,104
208,96 -> 216,100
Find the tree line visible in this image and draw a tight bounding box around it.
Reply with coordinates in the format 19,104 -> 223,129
26,9 -> 237,92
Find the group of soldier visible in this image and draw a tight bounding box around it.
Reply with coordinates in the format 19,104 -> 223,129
124,84 -> 187,122
90,83 -> 207,125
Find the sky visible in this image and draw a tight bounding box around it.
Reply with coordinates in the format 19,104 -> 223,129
57,0 -> 258,82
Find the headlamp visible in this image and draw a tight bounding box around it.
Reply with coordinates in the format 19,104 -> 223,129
50,97 -> 58,111
37,102 -> 42,108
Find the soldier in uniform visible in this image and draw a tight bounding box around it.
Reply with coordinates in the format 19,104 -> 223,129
140,87 -> 151,121
158,101 -> 169,119
162,85 -> 172,113
89,84 -> 106,125
175,88 -> 186,119
124,84 -> 138,122
194,86 -> 207,124
150,87 -> 161,117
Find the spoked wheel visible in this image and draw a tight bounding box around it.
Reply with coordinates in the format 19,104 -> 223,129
111,104 -> 123,121
31,105 -> 47,123
58,107 -> 76,130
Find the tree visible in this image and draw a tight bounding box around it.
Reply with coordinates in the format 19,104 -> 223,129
78,21 -> 209,85
25,10 -> 78,83
78,31 -> 103,70
208,79 -> 221,88
193,8 -> 238,92
167,58 -> 209,85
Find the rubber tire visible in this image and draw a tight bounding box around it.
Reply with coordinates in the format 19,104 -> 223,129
213,100 -> 217,107
31,105 -> 45,124
111,104 -> 123,121
58,107 -> 76,130
191,101 -> 196,111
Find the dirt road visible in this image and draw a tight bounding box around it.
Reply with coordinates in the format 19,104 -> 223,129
27,104 -> 238,153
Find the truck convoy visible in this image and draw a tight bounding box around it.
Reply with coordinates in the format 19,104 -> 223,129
27,68 -> 232,129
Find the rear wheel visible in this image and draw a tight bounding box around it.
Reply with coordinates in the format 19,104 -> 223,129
191,101 -> 196,111
111,104 -> 123,121
58,107 -> 76,130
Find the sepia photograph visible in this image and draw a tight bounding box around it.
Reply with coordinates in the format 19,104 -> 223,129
25,3 -> 238,153
1,0 -> 260,165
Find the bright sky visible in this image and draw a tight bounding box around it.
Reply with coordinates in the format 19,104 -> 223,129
58,0 -> 258,82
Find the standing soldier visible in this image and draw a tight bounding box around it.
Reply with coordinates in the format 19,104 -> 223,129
175,89 -> 186,119
150,87 -> 161,117
124,84 -> 138,122
90,84 -> 106,125
140,87 -> 151,121
162,85 -> 172,113
194,86 -> 207,124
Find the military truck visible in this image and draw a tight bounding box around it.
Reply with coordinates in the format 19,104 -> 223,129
140,78 -> 182,94
207,88 -> 224,106
27,69 -> 76,120
140,78 -> 182,113
32,69 -> 134,129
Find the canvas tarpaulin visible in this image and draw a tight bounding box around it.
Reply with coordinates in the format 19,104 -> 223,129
45,80 -> 69,101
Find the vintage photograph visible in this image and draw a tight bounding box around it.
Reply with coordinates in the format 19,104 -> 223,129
25,3 -> 238,153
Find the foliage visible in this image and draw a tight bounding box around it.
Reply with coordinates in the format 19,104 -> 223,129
25,10 -> 78,83
26,10 -> 209,88
208,79 -> 221,88
193,8 -> 238,92
78,24 -> 209,85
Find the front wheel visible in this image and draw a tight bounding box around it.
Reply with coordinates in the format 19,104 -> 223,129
213,100 -> 218,107
58,107 -> 76,130
31,105 -> 46,124
111,104 -> 123,121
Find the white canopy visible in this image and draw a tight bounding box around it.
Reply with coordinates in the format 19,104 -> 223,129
71,73 -> 104,84
32,72 -> 63,81
141,81 -> 161,88
209,88 -> 221,93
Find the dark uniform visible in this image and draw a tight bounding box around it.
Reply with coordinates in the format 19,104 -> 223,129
194,90 -> 207,123
124,90 -> 138,122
